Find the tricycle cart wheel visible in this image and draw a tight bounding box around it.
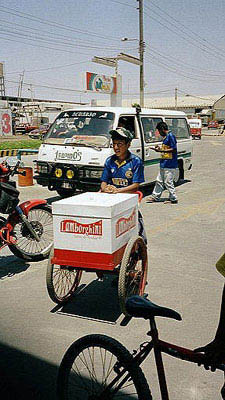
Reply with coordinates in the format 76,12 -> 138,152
46,246 -> 82,305
118,236 -> 148,316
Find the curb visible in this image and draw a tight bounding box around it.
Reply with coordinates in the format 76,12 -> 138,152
202,134 -> 225,137
0,149 -> 18,157
0,149 -> 39,158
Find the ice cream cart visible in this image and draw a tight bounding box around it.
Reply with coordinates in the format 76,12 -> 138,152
46,192 -> 148,315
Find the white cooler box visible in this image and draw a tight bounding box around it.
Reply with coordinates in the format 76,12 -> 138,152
52,192 -> 138,270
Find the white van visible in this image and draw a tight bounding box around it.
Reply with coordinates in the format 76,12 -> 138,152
188,118 -> 202,140
34,107 -> 192,197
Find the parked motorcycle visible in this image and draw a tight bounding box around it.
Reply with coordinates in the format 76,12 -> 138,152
0,157 -> 53,261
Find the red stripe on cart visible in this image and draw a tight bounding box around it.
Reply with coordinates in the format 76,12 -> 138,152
52,245 -> 127,271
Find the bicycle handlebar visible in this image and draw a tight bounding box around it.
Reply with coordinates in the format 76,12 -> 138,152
159,339 -> 225,372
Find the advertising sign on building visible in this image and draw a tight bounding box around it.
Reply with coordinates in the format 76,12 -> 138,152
86,72 -> 117,94
0,109 -> 13,136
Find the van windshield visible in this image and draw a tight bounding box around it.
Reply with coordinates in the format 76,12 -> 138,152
44,110 -> 115,147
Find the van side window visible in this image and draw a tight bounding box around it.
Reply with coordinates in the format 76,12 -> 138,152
118,116 -> 136,137
141,117 -> 163,143
165,118 -> 190,139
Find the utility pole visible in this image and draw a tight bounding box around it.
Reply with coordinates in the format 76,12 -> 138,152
175,87 -> 178,110
17,71 -> 24,99
0,63 -> 6,97
138,0 -> 144,107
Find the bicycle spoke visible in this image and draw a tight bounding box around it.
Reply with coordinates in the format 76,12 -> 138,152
66,346 -> 139,399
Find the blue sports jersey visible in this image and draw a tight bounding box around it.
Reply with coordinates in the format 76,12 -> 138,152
160,131 -> 178,169
101,151 -> 144,188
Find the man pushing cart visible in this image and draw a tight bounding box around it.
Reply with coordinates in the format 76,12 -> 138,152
46,128 -> 148,315
100,127 -> 147,244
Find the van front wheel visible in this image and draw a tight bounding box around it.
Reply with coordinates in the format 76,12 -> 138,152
56,188 -> 76,198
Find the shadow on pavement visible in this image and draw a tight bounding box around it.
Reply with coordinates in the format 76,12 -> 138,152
55,275 -> 121,324
0,342 -> 57,400
175,178 -> 191,187
0,255 -> 30,279
0,341 -> 139,400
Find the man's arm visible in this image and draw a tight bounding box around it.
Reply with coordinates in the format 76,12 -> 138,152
113,182 -> 140,193
100,181 -> 108,192
101,182 -> 140,194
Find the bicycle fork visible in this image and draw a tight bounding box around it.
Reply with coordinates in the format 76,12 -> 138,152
149,317 -> 170,400
16,206 -> 40,242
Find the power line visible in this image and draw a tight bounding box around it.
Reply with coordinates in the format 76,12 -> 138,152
0,19 -> 121,46
149,1 -> 225,55
0,27 -> 136,51
144,52 -> 222,83
5,79 -> 87,93
0,34 -> 126,57
146,44 -> 225,77
5,61 -> 90,75
106,0 -> 136,8
176,89 -> 216,101
0,6 -> 121,41
144,8 -> 225,61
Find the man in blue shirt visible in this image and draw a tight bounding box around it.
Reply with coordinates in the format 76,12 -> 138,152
101,127 -> 146,243
101,127 -> 144,194
147,121 -> 178,204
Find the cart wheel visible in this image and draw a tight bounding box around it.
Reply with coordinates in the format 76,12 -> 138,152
46,246 -> 82,305
118,236 -> 148,316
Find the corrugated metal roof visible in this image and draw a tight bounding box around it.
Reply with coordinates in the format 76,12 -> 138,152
97,94 -> 224,109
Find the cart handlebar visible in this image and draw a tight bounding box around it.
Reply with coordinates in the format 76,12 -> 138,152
135,191 -> 143,203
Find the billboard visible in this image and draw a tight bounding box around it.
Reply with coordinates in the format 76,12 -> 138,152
86,72 -> 117,94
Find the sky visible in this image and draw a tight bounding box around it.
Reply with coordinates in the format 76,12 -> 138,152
0,0 -> 225,104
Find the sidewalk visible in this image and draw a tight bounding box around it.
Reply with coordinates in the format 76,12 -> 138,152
201,128 -> 225,137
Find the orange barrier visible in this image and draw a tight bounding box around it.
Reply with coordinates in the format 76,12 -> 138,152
18,167 -> 33,186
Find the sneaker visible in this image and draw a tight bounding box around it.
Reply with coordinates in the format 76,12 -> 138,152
146,196 -> 159,203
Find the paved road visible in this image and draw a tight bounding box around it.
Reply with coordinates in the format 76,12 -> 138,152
0,136 -> 225,399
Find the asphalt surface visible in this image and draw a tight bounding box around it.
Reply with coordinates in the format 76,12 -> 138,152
0,133 -> 225,399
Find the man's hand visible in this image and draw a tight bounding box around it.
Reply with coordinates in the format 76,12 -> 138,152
194,337 -> 225,370
104,184 -> 117,193
150,145 -> 161,152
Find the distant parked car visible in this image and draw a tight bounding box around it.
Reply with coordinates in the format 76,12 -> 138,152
208,120 -> 219,129
28,123 -> 51,139
16,123 -> 38,135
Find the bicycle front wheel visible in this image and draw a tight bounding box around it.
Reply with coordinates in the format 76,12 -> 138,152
57,334 -> 151,400
9,204 -> 53,262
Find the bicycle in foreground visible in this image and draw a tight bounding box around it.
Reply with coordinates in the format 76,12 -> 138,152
57,295 -> 225,399
0,157 -> 53,261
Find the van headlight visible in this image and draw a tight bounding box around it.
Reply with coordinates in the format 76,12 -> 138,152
55,168 -> 63,178
66,169 -> 75,179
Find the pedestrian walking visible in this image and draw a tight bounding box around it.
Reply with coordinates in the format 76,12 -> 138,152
147,121 -> 178,204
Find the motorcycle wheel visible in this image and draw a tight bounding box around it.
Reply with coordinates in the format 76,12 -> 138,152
9,204 -> 53,262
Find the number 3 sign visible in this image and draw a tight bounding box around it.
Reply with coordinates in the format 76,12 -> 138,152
0,110 -> 12,135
